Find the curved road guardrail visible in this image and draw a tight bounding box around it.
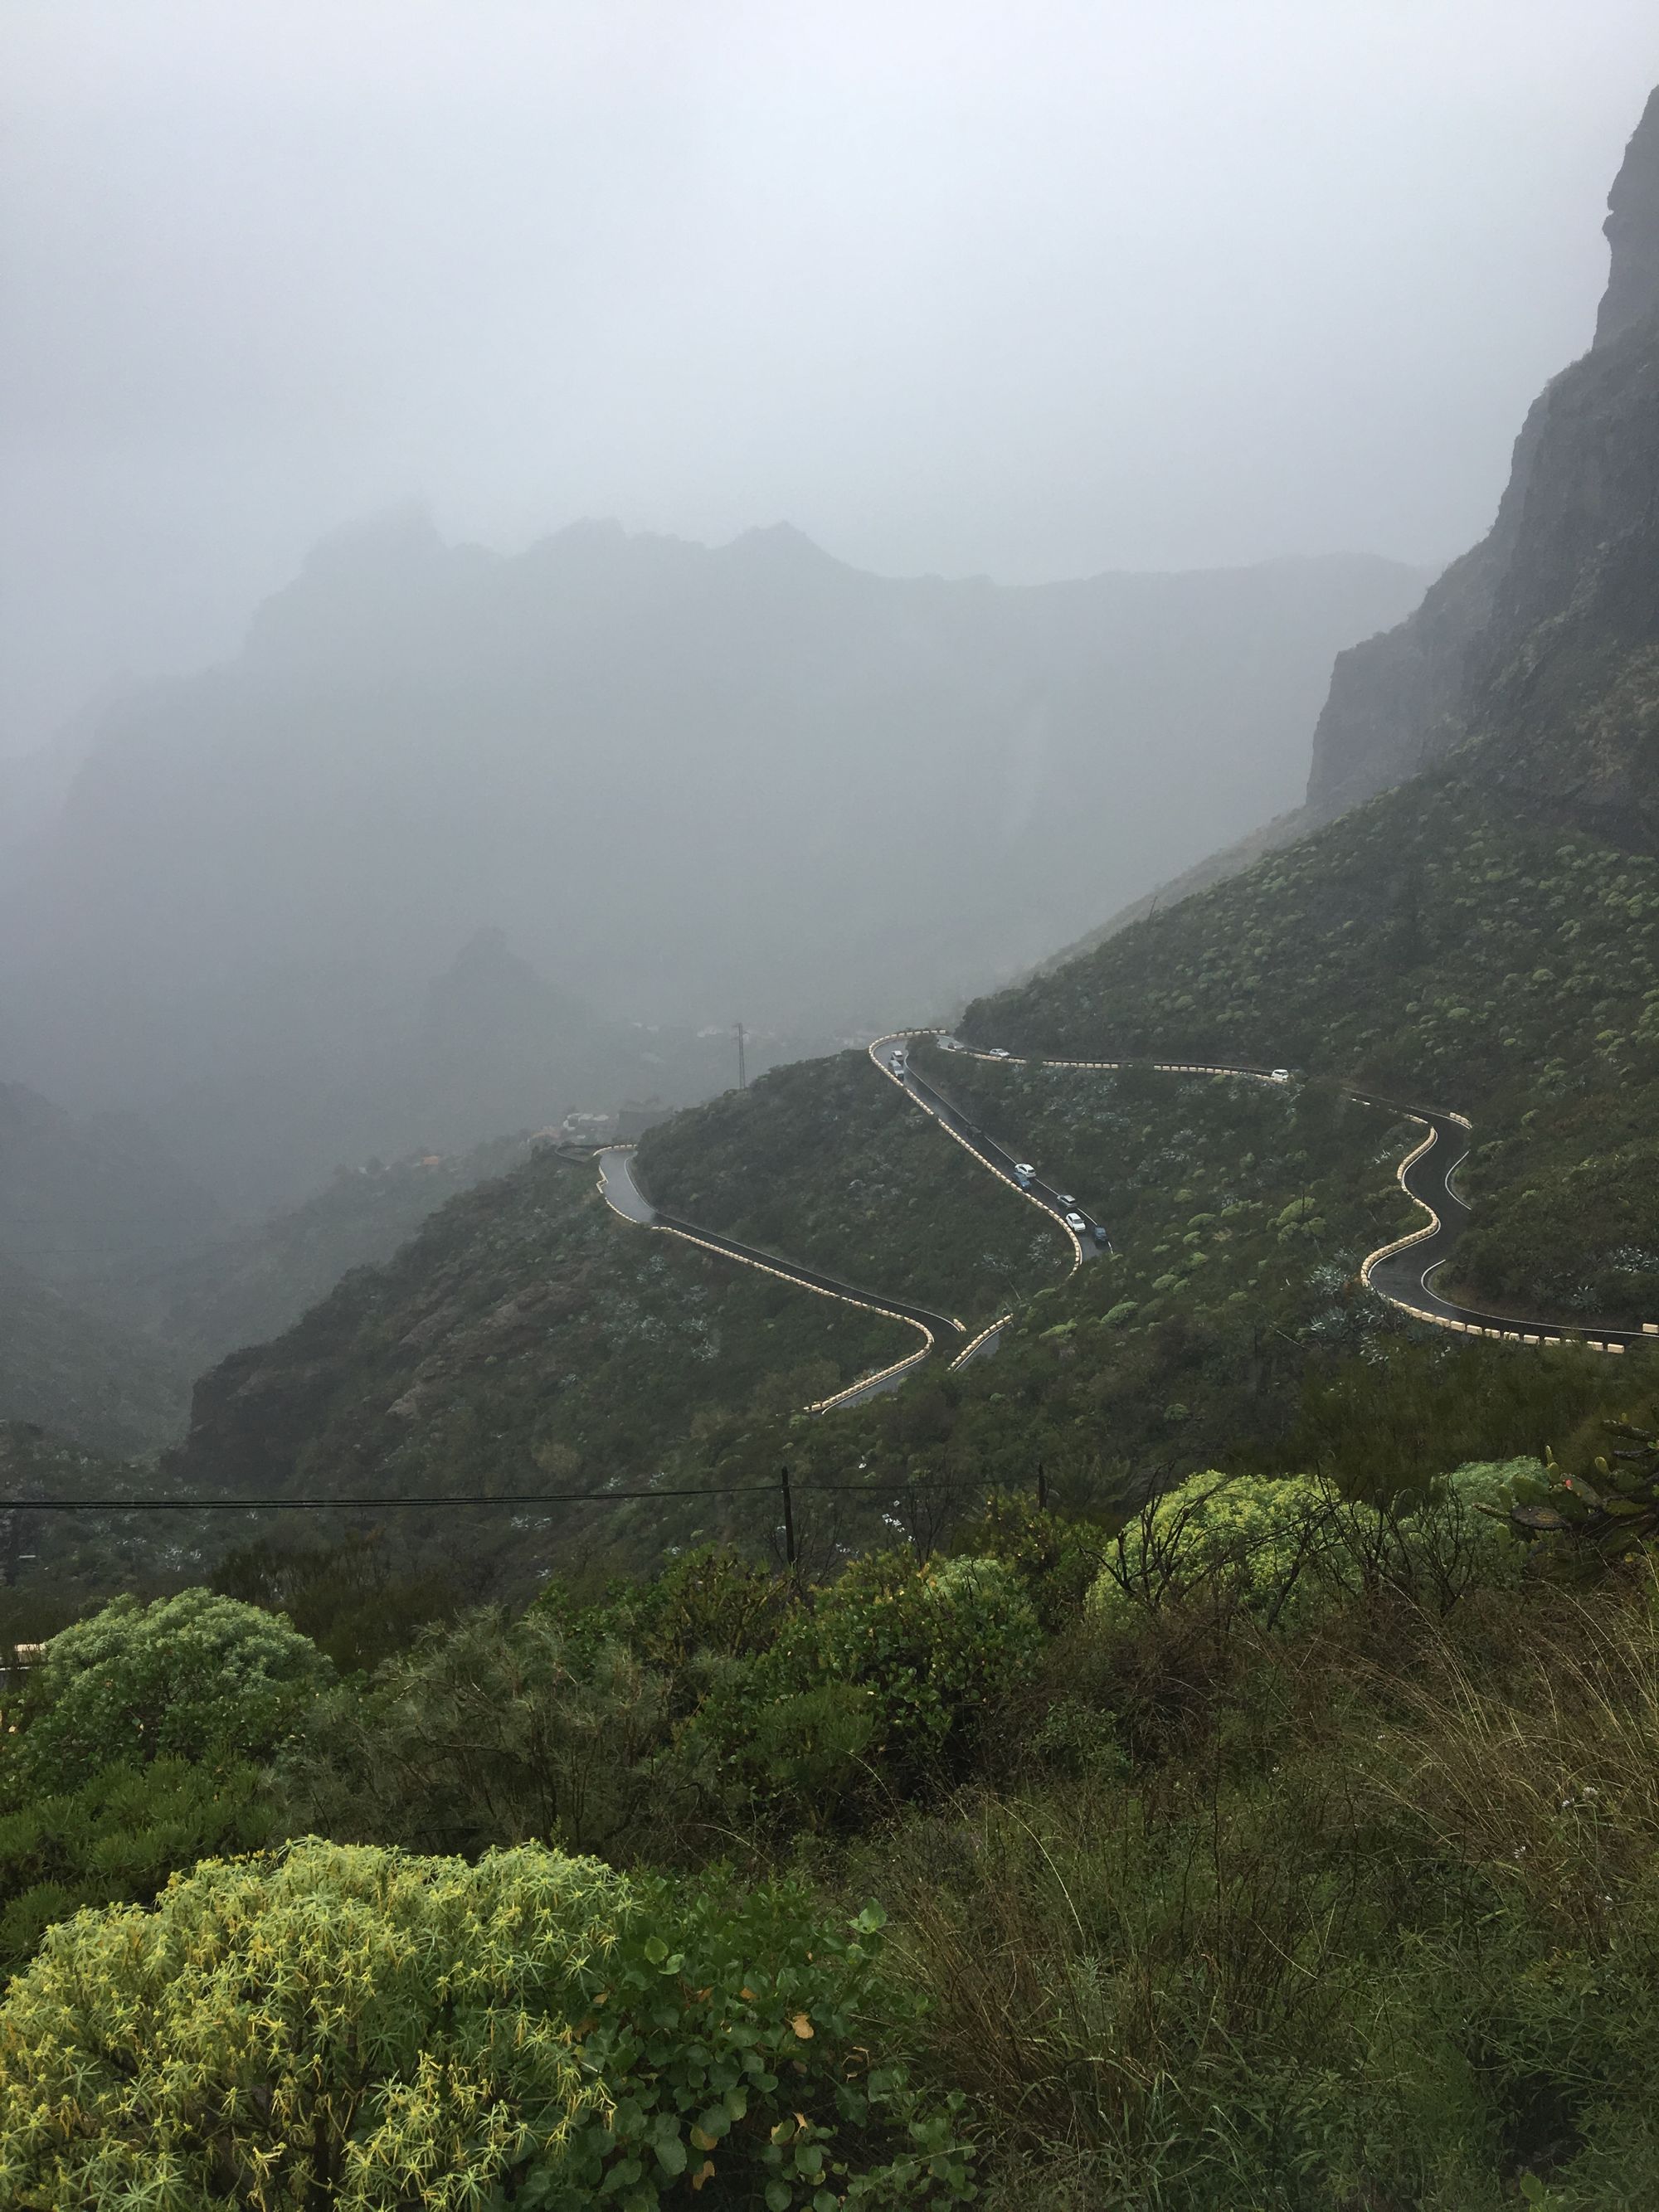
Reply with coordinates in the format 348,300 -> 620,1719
927,1043 -> 1657,1354
595,1145 -> 965,1412
593,1034 -> 1654,1422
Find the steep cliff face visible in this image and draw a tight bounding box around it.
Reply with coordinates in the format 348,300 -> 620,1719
1598,85 -> 1659,345
1306,86 -> 1659,834
1469,304 -> 1659,847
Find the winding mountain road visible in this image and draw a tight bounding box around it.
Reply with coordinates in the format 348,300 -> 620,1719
924,1041 -> 1657,1355
593,1037 -> 1655,1415
596,1146 -> 965,1411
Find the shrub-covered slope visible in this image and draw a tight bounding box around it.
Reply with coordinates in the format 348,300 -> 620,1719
146,1132 -> 535,1370
1,1128 -> 543,1456
153,799 -> 1659,1587
163,1146 -> 906,1585
964,773 -> 1659,1327
0,1263 -> 191,1458
636,1051 -> 1067,1325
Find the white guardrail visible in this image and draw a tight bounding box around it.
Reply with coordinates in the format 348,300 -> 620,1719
942,1052 -> 1653,1354
593,1142 -> 949,1416
594,1039 -> 1655,1424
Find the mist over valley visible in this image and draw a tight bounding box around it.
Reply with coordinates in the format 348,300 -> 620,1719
6,14 -> 1659,2202
1,513 -> 1425,1209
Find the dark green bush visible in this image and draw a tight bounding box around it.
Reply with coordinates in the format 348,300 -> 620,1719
278,1604 -> 669,1859
681,1553 -> 1042,1826
0,1757 -> 270,1985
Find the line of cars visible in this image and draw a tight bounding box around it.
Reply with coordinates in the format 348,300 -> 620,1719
891,1041 -> 1109,1249
1014,1164 -> 1107,1247
924,1038 -> 1307,1244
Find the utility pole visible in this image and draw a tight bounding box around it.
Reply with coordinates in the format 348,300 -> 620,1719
736,1021 -> 747,1091
779,1465 -> 797,1573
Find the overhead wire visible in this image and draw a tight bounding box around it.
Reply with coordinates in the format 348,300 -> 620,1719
1,1474 -> 969,1513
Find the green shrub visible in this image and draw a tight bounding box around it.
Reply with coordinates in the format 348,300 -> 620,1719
949,1493 -> 1106,1631
212,1534 -> 458,1674
686,1553 -> 1042,1821
0,1757 -> 270,1985
581,1545 -> 793,1713
1089,1471 -> 1344,1630
278,1604 -> 668,1859
1090,1465 -> 1528,1633
0,1838 -> 975,2210
10,1587 -> 332,1793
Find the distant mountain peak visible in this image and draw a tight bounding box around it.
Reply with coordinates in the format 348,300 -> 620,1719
1597,84 -> 1659,348
722,521 -> 840,566
301,503 -> 445,576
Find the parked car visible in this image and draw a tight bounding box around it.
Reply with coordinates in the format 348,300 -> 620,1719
1064,1211 -> 1087,1232
1270,1067 -> 1291,1082
990,1048 -> 1011,1058
1091,1223 -> 1110,1248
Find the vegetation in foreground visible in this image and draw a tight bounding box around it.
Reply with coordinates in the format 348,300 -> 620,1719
6,1391 -> 1659,2206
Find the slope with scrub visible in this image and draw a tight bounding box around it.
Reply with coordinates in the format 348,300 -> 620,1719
962,774 -> 1659,1329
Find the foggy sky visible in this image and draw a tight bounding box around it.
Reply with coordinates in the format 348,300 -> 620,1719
3,0 -> 1657,756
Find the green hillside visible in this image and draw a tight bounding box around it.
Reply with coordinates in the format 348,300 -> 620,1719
165,1145 -> 910,1590
635,1048 -> 1066,1324
0,1264 -> 190,1459
148,775 -> 1659,1587
966,771 -> 1659,1328
147,1132 -> 537,1370
10,74 -> 1659,2212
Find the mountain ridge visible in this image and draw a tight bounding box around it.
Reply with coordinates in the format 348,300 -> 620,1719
1306,85 -> 1659,832
0,528 -> 1426,1205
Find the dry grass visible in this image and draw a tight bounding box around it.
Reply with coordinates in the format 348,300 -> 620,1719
1377,1568 -> 1659,1932
848,1576 -> 1659,2208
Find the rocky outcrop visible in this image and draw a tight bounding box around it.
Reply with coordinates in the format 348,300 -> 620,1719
1306,85 -> 1659,832
1598,85 -> 1659,345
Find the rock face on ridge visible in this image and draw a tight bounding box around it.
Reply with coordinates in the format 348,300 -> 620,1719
1306,86 -> 1659,840
1598,85 -> 1659,346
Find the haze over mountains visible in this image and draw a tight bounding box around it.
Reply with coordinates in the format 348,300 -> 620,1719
1309,83 -> 1659,839
151,75 -> 1659,1540
11,27 -> 1659,2200
1,531 -> 1423,1208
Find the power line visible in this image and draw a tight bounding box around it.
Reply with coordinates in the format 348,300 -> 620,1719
1,1473 -> 970,1514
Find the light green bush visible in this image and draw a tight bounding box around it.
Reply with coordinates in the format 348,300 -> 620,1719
0,1838 -> 975,2210
1090,1463 -> 1531,1631
1090,1472 -> 1341,1628
11,1587 -> 332,1793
